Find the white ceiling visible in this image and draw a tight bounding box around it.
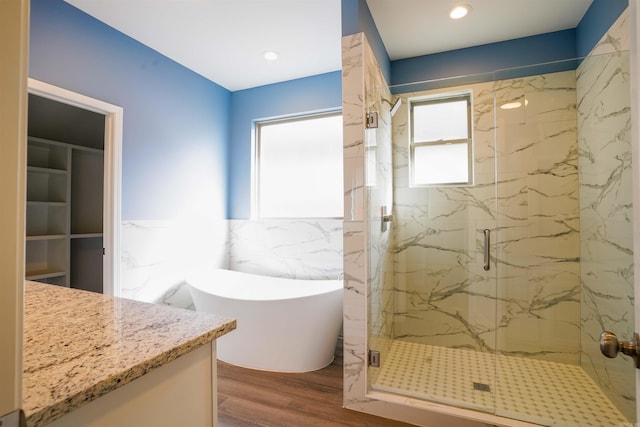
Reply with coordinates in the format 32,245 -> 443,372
64,0 -> 593,91
367,0 -> 593,61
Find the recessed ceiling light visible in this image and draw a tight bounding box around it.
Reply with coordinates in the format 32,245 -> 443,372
449,5 -> 471,20
263,50 -> 279,61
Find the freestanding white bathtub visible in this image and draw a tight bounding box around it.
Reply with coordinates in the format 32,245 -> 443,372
188,269 -> 343,373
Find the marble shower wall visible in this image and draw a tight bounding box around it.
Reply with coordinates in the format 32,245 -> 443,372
228,219 -> 343,279
342,32 -> 396,410
576,8 -> 634,421
341,32 -> 368,410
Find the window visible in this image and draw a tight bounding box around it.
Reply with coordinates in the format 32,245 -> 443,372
410,93 -> 473,186
255,112 -> 343,218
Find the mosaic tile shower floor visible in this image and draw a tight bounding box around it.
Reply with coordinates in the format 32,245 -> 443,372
371,340 -> 630,427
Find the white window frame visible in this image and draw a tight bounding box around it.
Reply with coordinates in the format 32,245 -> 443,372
409,91 -> 474,187
252,110 -> 343,219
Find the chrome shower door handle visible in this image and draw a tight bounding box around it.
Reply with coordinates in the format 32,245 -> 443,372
381,206 -> 393,232
483,229 -> 490,271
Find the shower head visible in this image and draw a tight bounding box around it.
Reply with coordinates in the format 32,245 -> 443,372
390,97 -> 402,117
382,97 -> 402,117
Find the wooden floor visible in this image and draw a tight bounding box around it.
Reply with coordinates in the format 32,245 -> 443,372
217,357 -> 415,427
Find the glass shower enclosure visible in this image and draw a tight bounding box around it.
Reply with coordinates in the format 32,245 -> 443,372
366,48 -> 634,427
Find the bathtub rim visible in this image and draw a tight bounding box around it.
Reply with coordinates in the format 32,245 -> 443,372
187,268 -> 344,302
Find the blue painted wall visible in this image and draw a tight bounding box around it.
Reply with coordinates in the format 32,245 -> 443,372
29,0 -> 231,221
388,0 -> 628,92
227,71 -> 343,219
390,30 -> 577,92
341,0 -> 391,84
576,0 -> 629,58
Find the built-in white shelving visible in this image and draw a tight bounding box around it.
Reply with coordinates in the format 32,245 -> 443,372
25,135 -> 104,289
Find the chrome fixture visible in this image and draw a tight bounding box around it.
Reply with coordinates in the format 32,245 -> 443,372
383,97 -> 402,117
600,331 -> 640,368
381,206 -> 393,232
366,111 -> 379,128
368,349 -> 381,367
390,97 -> 402,117
483,229 -> 491,271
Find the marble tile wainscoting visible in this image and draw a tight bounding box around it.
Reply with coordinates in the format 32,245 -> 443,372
120,219 -> 343,309
120,219 -> 228,309
228,219 -> 343,280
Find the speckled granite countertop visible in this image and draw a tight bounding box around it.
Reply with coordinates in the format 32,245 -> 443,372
23,281 -> 236,427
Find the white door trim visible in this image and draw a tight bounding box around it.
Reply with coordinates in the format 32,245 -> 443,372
27,78 -> 123,297
0,0 -> 29,415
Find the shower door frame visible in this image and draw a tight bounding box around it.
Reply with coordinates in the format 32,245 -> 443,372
631,1 -> 640,423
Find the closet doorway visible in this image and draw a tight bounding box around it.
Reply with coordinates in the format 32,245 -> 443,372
25,79 -> 122,296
